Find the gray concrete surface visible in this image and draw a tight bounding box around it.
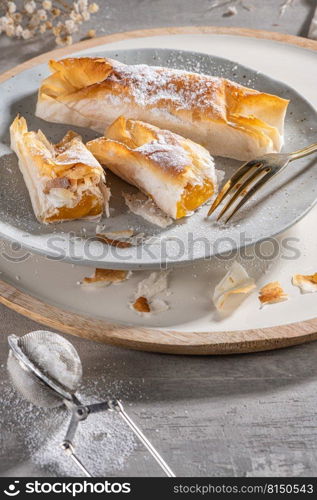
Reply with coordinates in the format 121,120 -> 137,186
1,0 -> 317,478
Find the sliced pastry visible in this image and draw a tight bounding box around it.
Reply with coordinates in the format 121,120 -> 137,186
87,116 -> 217,219
36,57 -> 289,161
10,115 -> 110,223
213,261 -> 256,312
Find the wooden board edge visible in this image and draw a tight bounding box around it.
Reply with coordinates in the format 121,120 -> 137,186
0,26 -> 316,83
1,278 -> 317,355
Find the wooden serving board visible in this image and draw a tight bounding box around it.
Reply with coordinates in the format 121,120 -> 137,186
0,27 -> 316,355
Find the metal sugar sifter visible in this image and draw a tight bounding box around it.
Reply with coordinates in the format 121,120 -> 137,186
7,330 -> 175,477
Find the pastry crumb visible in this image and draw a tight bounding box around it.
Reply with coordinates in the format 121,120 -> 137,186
123,192 -> 173,228
259,281 -> 288,305
130,270 -> 171,315
132,296 -> 151,313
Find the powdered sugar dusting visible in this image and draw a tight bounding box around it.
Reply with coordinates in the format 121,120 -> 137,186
0,375 -> 139,477
123,192 -> 173,228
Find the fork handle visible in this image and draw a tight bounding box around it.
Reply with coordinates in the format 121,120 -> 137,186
289,143 -> 317,161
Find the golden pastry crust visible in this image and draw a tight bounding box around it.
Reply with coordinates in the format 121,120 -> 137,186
10,115 -> 110,223
259,281 -> 288,305
36,56 -> 289,161
87,116 -> 217,219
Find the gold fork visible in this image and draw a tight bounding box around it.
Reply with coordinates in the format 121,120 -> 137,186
208,143 -> 317,223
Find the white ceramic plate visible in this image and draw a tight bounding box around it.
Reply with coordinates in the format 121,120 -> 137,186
0,47 -> 316,270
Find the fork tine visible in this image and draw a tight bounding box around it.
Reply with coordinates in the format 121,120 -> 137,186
207,160 -> 261,216
224,170 -> 276,223
217,166 -> 270,221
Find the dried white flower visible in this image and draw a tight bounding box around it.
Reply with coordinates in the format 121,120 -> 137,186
55,35 -> 64,45
0,0 -> 99,45
29,13 -> 41,27
65,34 -> 73,45
0,16 -> 9,30
51,7 -> 61,17
12,12 -> 22,23
1,15 -> 13,28
70,9 -> 82,23
52,24 -> 62,36
24,1 -> 36,15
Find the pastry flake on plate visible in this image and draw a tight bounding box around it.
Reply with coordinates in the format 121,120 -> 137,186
36,56 -> 289,161
292,273 -> 317,293
81,268 -> 130,286
213,261 -> 256,312
10,115 -> 110,223
258,281 -> 288,305
96,228 -> 146,247
87,116 -> 217,219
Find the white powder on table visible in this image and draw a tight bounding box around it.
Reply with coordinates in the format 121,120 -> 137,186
0,375 -> 138,477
